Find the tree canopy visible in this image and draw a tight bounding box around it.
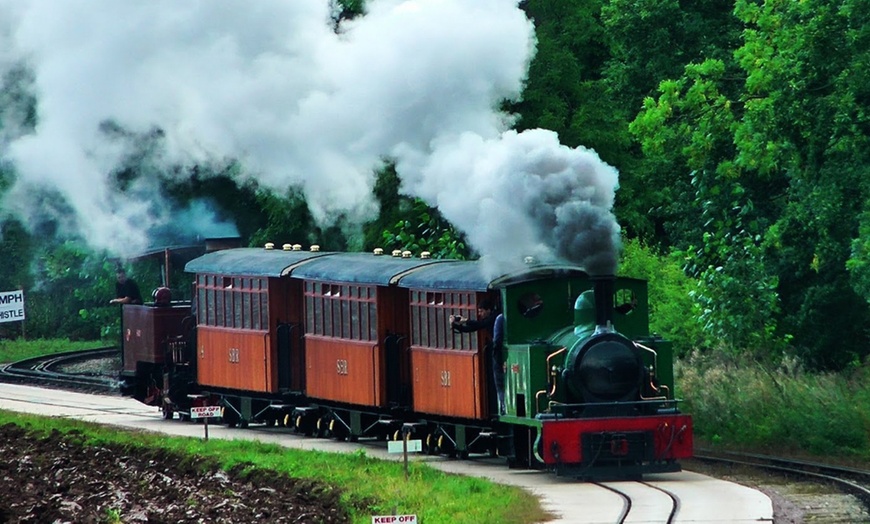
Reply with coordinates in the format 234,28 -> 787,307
1,0 -> 868,370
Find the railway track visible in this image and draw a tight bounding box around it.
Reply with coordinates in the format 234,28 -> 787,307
695,448 -> 870,514
596,480 -> 680,523
0,347 -> 121,393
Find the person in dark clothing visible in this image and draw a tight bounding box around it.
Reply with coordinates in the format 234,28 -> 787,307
450,299 -> 507,415
110,268 -> 143,305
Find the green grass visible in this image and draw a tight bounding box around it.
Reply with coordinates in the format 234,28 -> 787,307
0,410 -> 550,524
678,352 -> 870,462
0,338 -> 106,363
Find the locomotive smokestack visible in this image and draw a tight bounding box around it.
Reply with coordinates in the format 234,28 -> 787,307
591,275 -> 615,329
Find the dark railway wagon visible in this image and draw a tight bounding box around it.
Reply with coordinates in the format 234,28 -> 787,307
120,303 -> 191,404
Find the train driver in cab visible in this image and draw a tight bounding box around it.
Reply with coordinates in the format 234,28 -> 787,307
110,268 -> 143,305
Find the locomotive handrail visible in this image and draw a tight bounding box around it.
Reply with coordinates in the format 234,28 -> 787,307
535,347 -> 566,414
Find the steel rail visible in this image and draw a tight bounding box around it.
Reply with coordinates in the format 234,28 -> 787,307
0,347 -> 120,393
694,450 -> 870,511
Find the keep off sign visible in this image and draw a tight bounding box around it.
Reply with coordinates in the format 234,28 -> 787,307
0,290 -> 25,324
372,516 -> 417,524
189,406 -> 222,419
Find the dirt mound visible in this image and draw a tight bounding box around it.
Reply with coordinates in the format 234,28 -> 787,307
0,423 -> 348,523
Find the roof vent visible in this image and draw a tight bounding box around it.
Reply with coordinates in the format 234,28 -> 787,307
420,251 -> 431,259
373,248 -> 384,256
524,256 -> 537,265
392,250 -> 402,257
282,243 -> 293,251
402,250 -> 412,258
310,245 -> 321,252
264,242 -> 275,250
292,244 -> 302,251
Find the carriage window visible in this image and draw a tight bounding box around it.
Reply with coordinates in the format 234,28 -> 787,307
518,292 -> 544,318
304,281 -> 376,341
410,290 -> 478,350
196,274 -> 268,330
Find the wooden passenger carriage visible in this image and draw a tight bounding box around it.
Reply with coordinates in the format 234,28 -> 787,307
180,247 -> 511,432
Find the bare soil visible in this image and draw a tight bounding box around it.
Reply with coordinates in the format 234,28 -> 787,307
0,423 -> 348,523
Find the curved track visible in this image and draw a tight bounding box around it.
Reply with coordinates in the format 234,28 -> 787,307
695,449 -> 870,513
595,481 -> 679,523
0,348 -> 120,393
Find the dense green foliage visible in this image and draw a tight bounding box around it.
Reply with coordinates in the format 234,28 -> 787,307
0,411 -> 547,524
2,1 -> 869,376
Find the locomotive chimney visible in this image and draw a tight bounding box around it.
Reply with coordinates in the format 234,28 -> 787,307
591,275 -> 615,329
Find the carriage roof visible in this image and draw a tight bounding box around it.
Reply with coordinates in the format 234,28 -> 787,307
395,261 -> 588,291
185,248 -> 589,289
184,247 -> 328,277
287,252 -> 443,285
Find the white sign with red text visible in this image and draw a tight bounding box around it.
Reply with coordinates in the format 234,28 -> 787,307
372,516 -> 417,524
189,406 -> 222,419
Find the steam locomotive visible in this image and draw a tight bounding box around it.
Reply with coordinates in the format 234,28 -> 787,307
120,244 -> 692,479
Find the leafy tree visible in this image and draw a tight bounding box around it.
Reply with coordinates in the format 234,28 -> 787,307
0,219 -> 32,293
249,186 -> 319,249
618,237 -> 703,356
633,0 -> 870,368
631,57 -> 784,357
20,241 -> 117,341
362,163 -> 403,251
380,198 -> 469,260
600,0 -> 744,244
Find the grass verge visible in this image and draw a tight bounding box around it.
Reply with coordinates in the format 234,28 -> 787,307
0,410 -> 551,524
0,338 -> 106,363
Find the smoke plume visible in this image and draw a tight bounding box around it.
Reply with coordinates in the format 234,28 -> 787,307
0,0 -> 620,273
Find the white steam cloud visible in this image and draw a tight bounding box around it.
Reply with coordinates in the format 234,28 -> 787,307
0,0 -> 620,273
